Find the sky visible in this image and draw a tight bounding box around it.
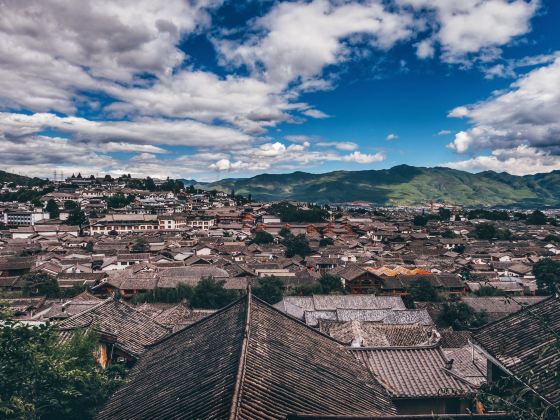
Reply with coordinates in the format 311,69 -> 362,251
0,0 -> 559,181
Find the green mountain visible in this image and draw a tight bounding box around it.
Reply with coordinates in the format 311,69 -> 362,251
198,165 -> 560,207
0,170 -> 45,187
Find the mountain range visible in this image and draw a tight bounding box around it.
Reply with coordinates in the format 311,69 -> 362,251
190,165 -> 560,207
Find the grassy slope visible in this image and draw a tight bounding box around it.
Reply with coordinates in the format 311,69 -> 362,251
0,170 -> 44,187
201,165 -> 560,206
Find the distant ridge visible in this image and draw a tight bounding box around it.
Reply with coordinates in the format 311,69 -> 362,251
0,170 -> 45,187
196,165 -> 560,207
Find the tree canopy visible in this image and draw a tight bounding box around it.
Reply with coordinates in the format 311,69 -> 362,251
190,277 -> 238,309
252,276 -> 284,304
408,278 -> 440,302
268,202 -> 327,223
533,258 -> 560,295
251,231 -> 274,245
284,234 -> 312,258
45,199 -> 60,218
319,273 -> 343,294
0,323 -> 124,419
438,302 -> 488,330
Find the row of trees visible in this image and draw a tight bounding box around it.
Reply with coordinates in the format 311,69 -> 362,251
268,202 -> 328,223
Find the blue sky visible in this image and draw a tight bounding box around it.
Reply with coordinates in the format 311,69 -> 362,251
0,0 -> 559,180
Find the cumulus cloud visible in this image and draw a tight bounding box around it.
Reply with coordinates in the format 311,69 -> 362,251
386,133 -> 399,141
401,0 -> 540,63
415,39 -> 435,59
0,0 -> 219,113
0,0 -> 548,178
316,141 -> 359,151
0,112 -> 251,147
343,151 -> 386,164
444,145 -> 560,175
448,56 -> 560,156
216,0 -> 414,88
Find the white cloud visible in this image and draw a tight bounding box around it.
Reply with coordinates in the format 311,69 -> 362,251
0,112 -> 251,147
105,71 -> 295,134
217,0 -> 414,88
285,135 -> 316,143
444,145 -> 560,175
0,0 -> 219,113
448,56 -> 560,155
343,151 -> 386,164
386,133 -> 399,141
316,141 -> 359,151
437,130 -> 452,136
401,0 -> 540,63
301,108 -> 331,119
415,39 -> 435,59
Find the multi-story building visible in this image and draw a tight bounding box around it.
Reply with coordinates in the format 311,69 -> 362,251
3,209 -> 49,226
89,214 -> 159,234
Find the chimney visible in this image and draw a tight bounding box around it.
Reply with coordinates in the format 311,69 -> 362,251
445,358 -> 454,370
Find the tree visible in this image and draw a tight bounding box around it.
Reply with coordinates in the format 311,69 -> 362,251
104,174 -> 113,182
319,237 -> 334,247
544,234 -> 560,243
45,199 -> 60,218
477,285 -> 503,296
64,200 -> 79,210
526,210 -> 547,225
144,177 -> 156,191
413,215 -> 428,226
251,231 -> 274,244
471,223 -> 512,241
66,207 -> 88,234
442,229 -> 457,238
438,302 -> 488,330
279,226 -> 291,237
319,273 -> 343,294
284,234 -> 312,258
190,277 -> 237,309
85,241 -> 94,253
253,276 -> 284,304
106,194 -> 134,209
131,238 -> 149,253
438,208 -> 452,220
408,278 -> 440,302
21,272 -> 60,298
533,258 -> 560,295
268,202 -> 327,223
132,284 -> 194,304
0,324 -> 124,419
472,223 -> 497,240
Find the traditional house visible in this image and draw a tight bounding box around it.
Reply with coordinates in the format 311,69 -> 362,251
58,298 -> 170,366
97,294 -> 396,419
352,346 -> 476,415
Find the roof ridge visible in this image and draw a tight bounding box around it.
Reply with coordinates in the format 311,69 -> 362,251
472,294 -> 558,333
254,294 -> 349,345
144,294 -> 248,349
228,292 -> 252,420
57,296 -> 113,327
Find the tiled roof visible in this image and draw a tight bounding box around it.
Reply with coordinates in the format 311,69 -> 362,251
98,294 -> 396,419
320,321 -> 435,347
352,346 -> 474,398
473,296 -> 560,405
59,298 -> 169,357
